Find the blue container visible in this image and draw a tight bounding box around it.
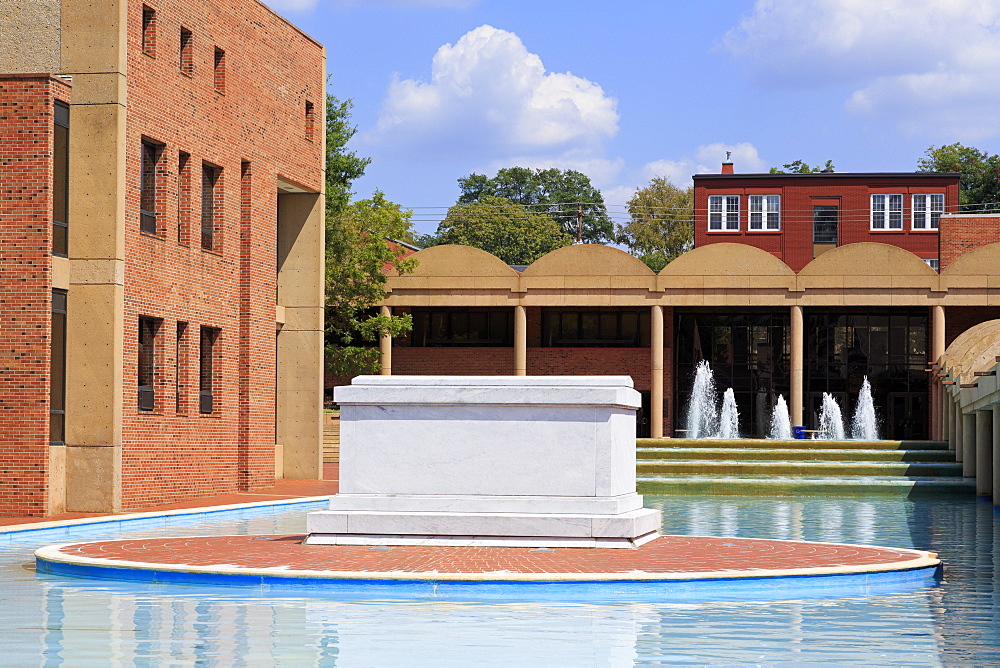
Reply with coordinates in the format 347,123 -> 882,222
792,426 -> 806,439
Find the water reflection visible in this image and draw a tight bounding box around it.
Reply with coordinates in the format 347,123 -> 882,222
5,498 -> 999,665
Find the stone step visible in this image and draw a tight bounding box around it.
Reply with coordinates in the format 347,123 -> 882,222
636,460 -> 964,477
636,447 -> 956,463
637,438 -> 951,451
637,475 -> 976,497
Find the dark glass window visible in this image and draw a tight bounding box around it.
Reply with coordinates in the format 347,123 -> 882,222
813,206 -> 838,244
199,326 -> 218,413
53,101 -> 69,256
674,309 -> 790,438
541,308 -> 650,347
140,140 -> 159,234
50,290 -> 67,442
805,308 -> 928,439
176,321 -> 187,413
410,308 -> 513,346
201,163 -> 219,250
138,316 -> 160,411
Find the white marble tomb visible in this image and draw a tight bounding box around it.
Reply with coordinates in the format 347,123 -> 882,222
305,376 -> 662,548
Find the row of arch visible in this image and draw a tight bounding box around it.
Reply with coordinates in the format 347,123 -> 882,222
400,241 -> 1000,279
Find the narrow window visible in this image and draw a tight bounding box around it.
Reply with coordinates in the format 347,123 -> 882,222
50,290 -> 67,443
708,195 -> 740,231
53,101 -> 69,256
749,195 -> 780,231
180,28 -> 193,74
140,140 -> 160,234
177,151 -> 190,244
213,47 -> 225,93
176,321 -> 187,412
871,194 -> 903,230
305,100 -> 315,140
201,162 -> 220,250
138,316 -> 161,411
142,6 -> 156,56
813,206 -> 839,244
199,326 -> 218,414
912,194 -> 944,230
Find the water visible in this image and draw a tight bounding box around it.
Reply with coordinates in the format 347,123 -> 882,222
816,392 -> 846,440
717,388 -> 740,439
852,376 -> 880,440
3,497 -> 999,665
685,360 -> 718,439
768,394 -> 792,440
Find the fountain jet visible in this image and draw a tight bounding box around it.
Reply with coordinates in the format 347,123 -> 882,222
717,388 -> 740,439
685,360 -> 718,439
816,393 -> 845,440
850,376 -> 879,440
768,395 -> 792,440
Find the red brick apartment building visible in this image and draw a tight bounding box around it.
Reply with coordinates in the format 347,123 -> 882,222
693,162 -> 961,271
0,0 -> 325,516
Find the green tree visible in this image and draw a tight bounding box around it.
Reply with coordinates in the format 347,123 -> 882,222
768,159 -> 835,174
918,143 -> 1000,211
457,167 -> 614,244
326,192 -> 417,375
435,196 -> 572,265
323,95 -> 415,376
616,178 -> 693,272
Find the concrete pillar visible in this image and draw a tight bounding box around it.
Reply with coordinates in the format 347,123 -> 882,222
514,305 -> 526,376
963,412 -> 976,477
953,398 -> 963,461
931,305 -> 946,440
379,305 -> 392,375
993,407 -> 1000,505
790,305 -> 804,427
943,391 -> 953,449
651,305 -> 664,438
976,410 -> 993,496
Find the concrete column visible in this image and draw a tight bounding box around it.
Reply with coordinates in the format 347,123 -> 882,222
976,410 -> 993,496
379,305 -> 392,375
953,398 -> 962,460
993,407 -> 1000,505
931,306 -> 946,440
651,305 -> 664,438
514,305 -> 526,376
790,305 -> 804,427
943,391 -> 953,449
963,412 -> 976,477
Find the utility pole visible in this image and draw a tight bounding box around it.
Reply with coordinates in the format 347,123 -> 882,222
577,204 -> 583,243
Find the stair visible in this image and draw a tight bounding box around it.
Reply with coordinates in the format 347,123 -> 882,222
635,438 -> 975,497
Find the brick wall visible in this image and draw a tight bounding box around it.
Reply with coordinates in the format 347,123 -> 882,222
693,173 -> 959,271
0,75 -> 69,515
116,0 -> 324,509
939,214 -> 1000,271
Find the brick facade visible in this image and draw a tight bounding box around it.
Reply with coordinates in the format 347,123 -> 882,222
693,171 -> 960,271
0,75 -> 70,515
939,214 -> 1000,271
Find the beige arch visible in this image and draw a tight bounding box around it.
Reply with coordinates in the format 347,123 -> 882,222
798,242 -> 937,276
941,242 -> 1000,275
521,243 -> 654,276
660,243 -> 795,277
941,319 -> 1000,381
401,244 -> 519,277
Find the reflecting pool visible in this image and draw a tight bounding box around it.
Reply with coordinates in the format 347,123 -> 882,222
3,495 -> 999,665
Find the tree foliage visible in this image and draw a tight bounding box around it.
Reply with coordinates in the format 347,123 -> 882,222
434,196 -> 572,265
323,95 -> 415,376
917,143 -> 1000,211
617,178 -> 693,272
769,159 -> 835,174
457,167 -> 614,244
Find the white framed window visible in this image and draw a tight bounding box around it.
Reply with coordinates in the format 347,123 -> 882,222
709,195 -> 740,231
871,194 -> 903,230
912,194 -> 944,230
749,194 -> 780,230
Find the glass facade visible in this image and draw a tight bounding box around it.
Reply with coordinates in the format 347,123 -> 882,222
542,308 -> 650,347
409,308 -> 513,347
675,310 -> 790,438
805,309 -> 928,440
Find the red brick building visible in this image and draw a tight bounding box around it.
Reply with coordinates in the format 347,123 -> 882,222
0,0 -> 325,516
693,163 -> 960,271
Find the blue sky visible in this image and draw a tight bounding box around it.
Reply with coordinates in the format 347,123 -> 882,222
263,0 -> 1000,235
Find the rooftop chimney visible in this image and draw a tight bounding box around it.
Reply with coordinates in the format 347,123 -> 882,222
721,162 -> 734,174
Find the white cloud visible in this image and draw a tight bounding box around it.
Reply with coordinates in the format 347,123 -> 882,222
368,25 -> 619,160
723,0 -> 1000,137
